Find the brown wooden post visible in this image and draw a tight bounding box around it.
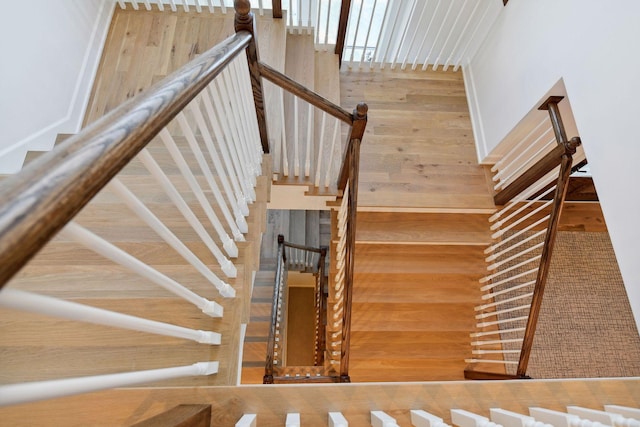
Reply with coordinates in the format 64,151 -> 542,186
516,95 -> 581,377
235,0 -> 270,153
272,0 -> 282,18
339,103 -> 367,383
334,0 -> 352,67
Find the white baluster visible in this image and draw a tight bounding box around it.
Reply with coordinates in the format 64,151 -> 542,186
220,0 -> 227,14
324,0 -> 333,46
400,0 -> 429,70
0,289 -> 221,345
314,111 -> 327,187
390,0 -> 418,69
109,178 -> 236,296
294,96 -> 300,176
490,118 -> 548,174
485,230 -> 546,262
369,0 -> 391,68
443,0 -> 480,71
201,86 -> 249,213
287,413 -> 301,427
604,407 -> 640,423
0,362 -> 218,407
181,0 -> 189,12
421,0 -> 455,70
411,409 -> 450,427
490,408 -> 552,427
476,315 -> 528,329
529,408 -> 609,427
130,1 -> 140,10
324,118 -> 341,188
412,0 -> 441,70
452,1 -> 491,72
207,0 -> 215,13
176,112 -> 246,240
155,0 -> 164,11
348,0 -> 366,65
159,129 -> 238,277
371,410 -> 400,427
480,255 -> 541,284
481,269 -> 539,293
451,409 -> 502,427
568,406 -> 640,427
137,149 -> 235,295
143,0 -> 151,10
378,1 -> 404,68
305,103 -> 313,177
60,222 -> 226,316
329,411 -> 349,427
359,0 -> 380,68
280,87 -> 290,176
432,0 -> 466,71
189,98 -> 250,228
118,0 -> 126,9
236,414 -> 257,427
169,0 -> 177,12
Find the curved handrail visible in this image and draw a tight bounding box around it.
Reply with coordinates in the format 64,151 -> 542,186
0,32 -> 251,289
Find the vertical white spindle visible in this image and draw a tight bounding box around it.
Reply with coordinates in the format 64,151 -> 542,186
118,0 -> 126,9
297,0 -> 302,32
421,0 -> 455,70
208,81 -> 256,203
220,0 -> 228,13
159,128 -> 241,273
137,148 -> 237,289
348,0 -> 366,65
258,0 -> 264,15
568,406 -> 640,427
329,411 -> 349,427
369,0 -> 391,68
0,362 -> 218,407
213,78 -> 257,199
380,0 -> 402,70
410,409 -> 450,427
453,1 -> 492,71
315,0 -> 322,44
358,0 -> 379,68
324,0 -> 333,46
143,0 -> 151,10
109,178 -> 237,292
207,0 -> 215,13
176,112 -> 247,239
0,289 -> 221,345
371,410 -> 400,427
189,98 -> 250,229
451,409 -> 503,427
156,0 -> 164,11
169,0 -> 177,12
390,0 -> 418,69
305,103 -> 313,177
280,87 -> 290,176
490,408 -> 552,427
60,222 -> 227,313
604,406 -> 640,421
287,412 -> 301,427
307,0 -> 313,34
412,0 -> 441,69
529,408 -> 608,427
432,0 -> 467,70
443,0 -> 480,71
324,118 -> 340,188
294,96 -> 300,176
315,112 -> 327,187
181,0 -> 189,12
130,1 -> 140,10
400,0 -> 429,70
236,414 -> 258,427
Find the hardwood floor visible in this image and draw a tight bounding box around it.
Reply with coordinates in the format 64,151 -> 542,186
341,68 -> 495,212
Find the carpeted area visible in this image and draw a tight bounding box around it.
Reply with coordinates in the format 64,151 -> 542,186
496,231 -> 640,378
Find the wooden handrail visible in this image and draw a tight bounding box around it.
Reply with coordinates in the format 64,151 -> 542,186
493,144 -> 565,206
282,240 -> 324,253
264,234 -> 286,384
315,247 -> 328,366
0,31 -> 251,290
334,0 -> 352,66
258,61 -> 354,125
516,135 -> 581,377
464,369 -> 529,380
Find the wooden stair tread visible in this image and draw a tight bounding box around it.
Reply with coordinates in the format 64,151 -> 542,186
356,211 -> 492,245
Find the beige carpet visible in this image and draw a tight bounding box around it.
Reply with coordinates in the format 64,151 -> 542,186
496,231 -> 640,378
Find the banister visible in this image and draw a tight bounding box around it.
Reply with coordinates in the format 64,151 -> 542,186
334,0 -> 352,66
516,136 -> 581,377
282,240 -> 324,253
0,31 -> 251,290
493,144 -> 565,205
338,103 -> 368,191
264,234 -> 286,384
258,61 -> 354,125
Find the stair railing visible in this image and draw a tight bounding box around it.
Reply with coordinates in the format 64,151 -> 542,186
264,235 -> 330,383
465,96 -> 582,380
0,3 -> 267,407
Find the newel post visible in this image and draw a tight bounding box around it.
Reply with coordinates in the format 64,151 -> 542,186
235,0 -> 270,154
339,102 -> 367,383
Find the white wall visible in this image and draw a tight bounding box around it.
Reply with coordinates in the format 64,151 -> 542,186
0,0 -> 114,173
466,1 -> 640,328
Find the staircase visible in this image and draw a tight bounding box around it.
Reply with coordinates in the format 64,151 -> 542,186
241,208 -> 330,383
